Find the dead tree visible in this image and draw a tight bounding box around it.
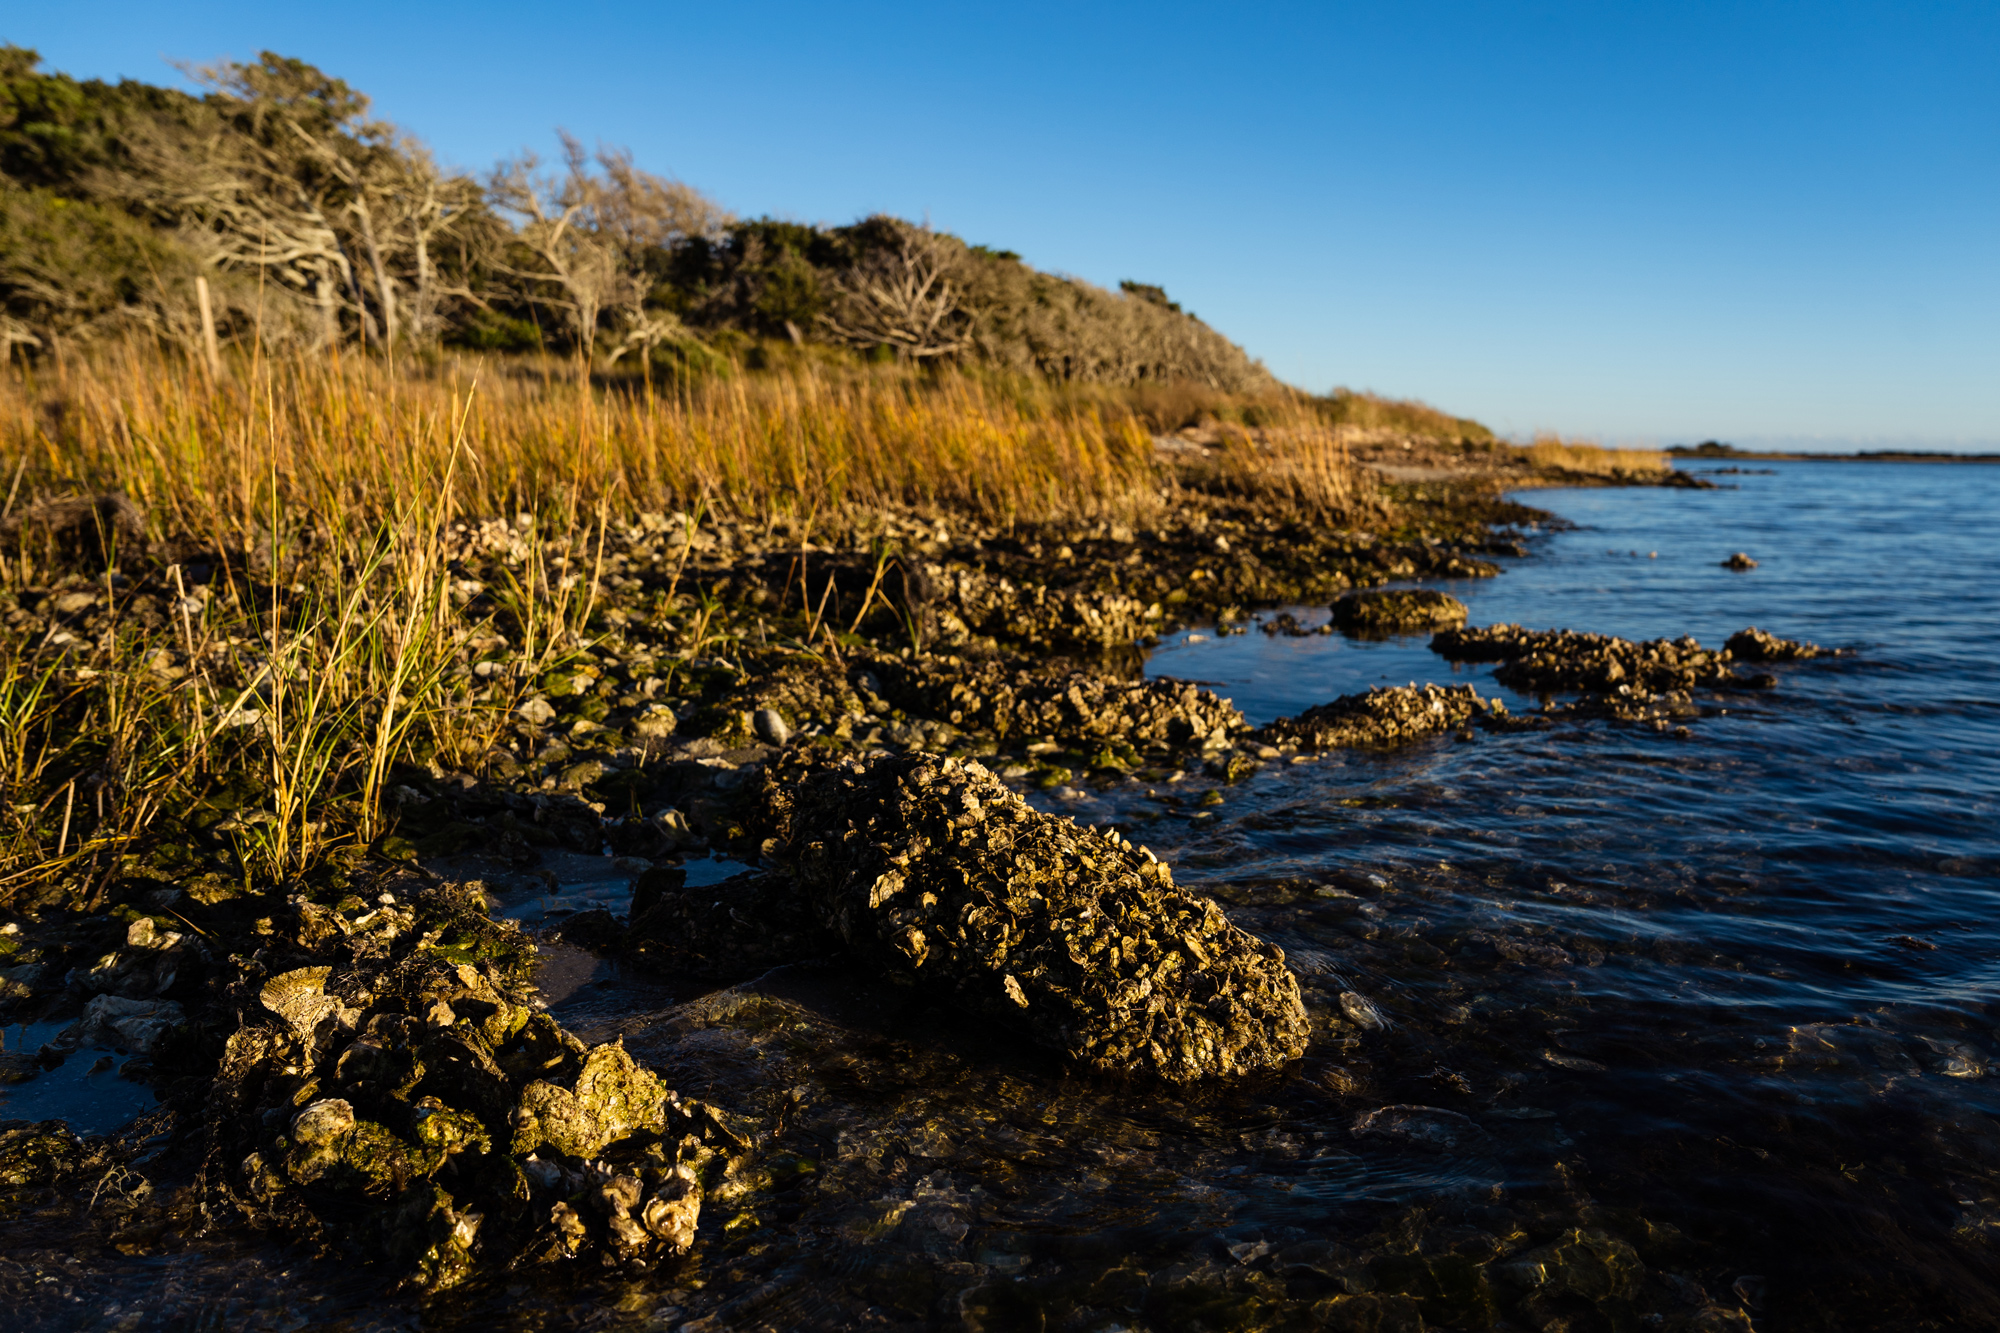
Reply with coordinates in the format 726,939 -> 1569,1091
487,136 -> 728,364
818,221 -> 971,360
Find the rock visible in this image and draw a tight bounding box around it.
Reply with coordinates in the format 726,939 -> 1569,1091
1330,588 -> 1469,635
879,656 -> 1245,755
261,966 -> 344,1044
190,879 -> 757,1290
511,1041 -> 669,1159
0,1120 -> 90,1192
1499,1228 -> 1644,1302
1433,624 -> 1736,697
0,963 -> 45,1003
768,753 -> 1310,1082
752,707 -> 791,746
57,994 -> 185,1055
1310,1293 -> 1428,1333
629,702 -> 678,741
1261,684 -> 1482,750
1353,1105 -> 1485,1152
517,696 -> 557,726
1725,626 -> 1825,661
1721,552 -> 1758,570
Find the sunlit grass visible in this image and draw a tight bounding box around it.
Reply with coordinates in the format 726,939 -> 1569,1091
1515,433 -> 1669,477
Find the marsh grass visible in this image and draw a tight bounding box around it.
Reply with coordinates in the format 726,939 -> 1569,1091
0,345 -> 1379,897
1515,434 -> 1669,477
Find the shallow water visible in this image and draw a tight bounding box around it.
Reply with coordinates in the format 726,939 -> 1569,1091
15,461 -> 2000,1331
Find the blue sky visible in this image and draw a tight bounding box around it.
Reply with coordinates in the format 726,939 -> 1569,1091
10,2 -> 1998,448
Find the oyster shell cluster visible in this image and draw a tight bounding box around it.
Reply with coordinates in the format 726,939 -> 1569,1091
1260,683 -> 1487,750
766,753 -> 1311,1082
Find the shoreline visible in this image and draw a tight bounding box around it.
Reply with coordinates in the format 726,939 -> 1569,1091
0,445 -> 1834,1322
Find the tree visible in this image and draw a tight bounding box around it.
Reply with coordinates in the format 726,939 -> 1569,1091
83,52 -> 485,351
817,218 -> 971,360
486,135 -> 728,364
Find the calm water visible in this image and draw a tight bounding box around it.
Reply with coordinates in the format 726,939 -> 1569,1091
14,462 -> 2000,1331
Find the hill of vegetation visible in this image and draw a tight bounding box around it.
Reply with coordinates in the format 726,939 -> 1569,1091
0,46 -> 1277,392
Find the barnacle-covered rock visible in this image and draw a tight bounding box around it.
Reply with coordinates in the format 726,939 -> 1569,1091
772,753 -> 1309,1082
194,876 -> 760,1290
1724,626 -> 1826,661
261,966 -> 344,1044
879,656 -> 1246,754
1330,588 -> 1469,634
0,1120 -> 90,1209
1430,624 -> 1739,694
1260,684 -> 1483,750
919,563 -> 1159,651
511,1041 -> 668,1159
56,993 -> 184,1055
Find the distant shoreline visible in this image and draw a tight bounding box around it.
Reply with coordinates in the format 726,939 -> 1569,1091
1670,445 -> 2000,464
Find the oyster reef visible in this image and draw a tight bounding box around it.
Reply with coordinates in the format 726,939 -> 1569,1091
3,456 -> 1998,1333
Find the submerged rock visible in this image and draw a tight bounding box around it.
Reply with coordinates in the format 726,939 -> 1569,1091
626,868 -> 834,978
1330,588 -> 1469,635
767,753 -> 1310,1082
1260,683 -> 1484,750
56,994 -> 184,1056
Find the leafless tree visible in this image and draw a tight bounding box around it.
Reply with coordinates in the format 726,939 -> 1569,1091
487,135 -> 728,364
93,54 -> 484,351
818,220 -> 971,360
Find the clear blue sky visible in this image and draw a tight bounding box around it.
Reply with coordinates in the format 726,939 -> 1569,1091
10,2 -> 1998,449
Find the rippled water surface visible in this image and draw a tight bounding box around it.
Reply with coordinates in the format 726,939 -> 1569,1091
16,462 -> 2000,1332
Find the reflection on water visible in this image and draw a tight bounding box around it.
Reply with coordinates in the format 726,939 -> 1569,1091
12,462 -> 2000,1330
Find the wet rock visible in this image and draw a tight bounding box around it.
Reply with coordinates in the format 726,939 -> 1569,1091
1431,621 -> 1836,726
1259,610 -> 1332,637
1353,1105 -> 1486,1152
1432,624 -> 1737,695
56,994 -> 185,1056
1260,684 -> 1482,750
769,753 -> 1310,1082
1339,991 -> 1391,1029
752,707 -> 791,746
1499,1227 -> 1644,1302
511,1041 -> 667,1158
0,962 -> 45,1003
196,876 -> 757,1289
605,808 -> 697,859
1721,552 -> 1758,570
1725,626 -> 1826,661
1310,1292 -> 1428,1332
0,1120 -> 90,1202
879,656 -> 1245,756
1330,588 -> 1469,635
